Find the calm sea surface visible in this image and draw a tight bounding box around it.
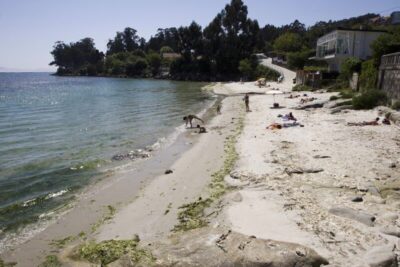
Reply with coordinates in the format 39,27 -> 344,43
0,73 -> 212,235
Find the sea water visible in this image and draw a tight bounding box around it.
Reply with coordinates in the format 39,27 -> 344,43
0,73 -> 212,240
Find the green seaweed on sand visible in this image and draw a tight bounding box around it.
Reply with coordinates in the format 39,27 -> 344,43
50,236 -> 77,249
173,197 -> 213,231
91,205 -> 116,233
173,115 -> 244,232
71,237 -> 155,266
0,258 -> 16,267
38,255 -> 61,267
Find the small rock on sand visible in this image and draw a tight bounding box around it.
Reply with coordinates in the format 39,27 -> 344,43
232,192 -> 243,202
329,207 -> 376,226
351,196 -> 363,202
363,245 -> 397,267
379,226 -> 400,238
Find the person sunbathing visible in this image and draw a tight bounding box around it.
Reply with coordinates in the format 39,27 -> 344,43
183,115 -> 204,128
266,123 -> 282,130
300,97 -> 316,104
347,118 -> 380,126
284,112 -> 296,121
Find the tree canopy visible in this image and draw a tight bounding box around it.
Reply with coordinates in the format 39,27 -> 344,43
50,0 -> 398,81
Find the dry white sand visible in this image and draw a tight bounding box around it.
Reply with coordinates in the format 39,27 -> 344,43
210,62 -> 400,266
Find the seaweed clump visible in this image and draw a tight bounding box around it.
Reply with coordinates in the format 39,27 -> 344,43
173,197 -> 213,231
38,255 -> 61,267
72,237 -> 155,266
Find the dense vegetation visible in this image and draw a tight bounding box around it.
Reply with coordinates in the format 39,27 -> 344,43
50,0 -> 399,82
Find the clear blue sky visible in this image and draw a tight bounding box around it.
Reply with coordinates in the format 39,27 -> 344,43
0,0 -> 399,72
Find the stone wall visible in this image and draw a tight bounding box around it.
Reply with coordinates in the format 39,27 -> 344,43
378,52 -> 400,100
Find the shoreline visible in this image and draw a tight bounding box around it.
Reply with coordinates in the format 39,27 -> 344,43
2,62 -> 400,265
0,78 -> 216,256
0,85 -> 228,265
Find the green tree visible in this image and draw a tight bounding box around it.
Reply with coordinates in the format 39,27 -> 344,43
340,57 -> 362,80
273,32 -> 303,53
177,21 -> 203,60
147,52 -> 161,75
238,59 -> 253,80
203,0 -> 260,76
107,27 -> 141,55
371,30 -> 400,66
160,46 -> 174,54
287,50 -> 311,70
50,38 -> 104,75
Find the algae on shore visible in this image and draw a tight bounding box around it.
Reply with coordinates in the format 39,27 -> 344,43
91,205 -> 116,233
71,237 -> 155,266
173,115 -> 244,232
38,255 -> 61,267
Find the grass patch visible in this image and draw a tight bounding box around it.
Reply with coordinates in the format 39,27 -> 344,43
38,255 -> 61,267
173,115 -> 244,232
71,238 -> 155,266
352,90 -> 387,110
336,100 -> 353,107
292,84 -> 313,92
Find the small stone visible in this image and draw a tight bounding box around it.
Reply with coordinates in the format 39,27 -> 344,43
380,227 -> 400,238
351,196 -> 363,202
389,163 -> 396,168
165,169 -> 173,174
364,245 -> 397,267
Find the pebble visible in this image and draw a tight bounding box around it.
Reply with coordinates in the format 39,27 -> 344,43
351,196 -> 363,202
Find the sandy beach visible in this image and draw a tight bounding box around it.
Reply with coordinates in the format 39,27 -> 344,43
2,61 -> 400,266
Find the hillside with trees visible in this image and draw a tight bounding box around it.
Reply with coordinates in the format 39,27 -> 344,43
50,0 -> 399,82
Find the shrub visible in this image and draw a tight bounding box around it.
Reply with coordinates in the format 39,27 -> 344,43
340,57 -> 361,80
330,95 -> 339,101
352,89 -> 387,110
255,65 -> 280,81
359,59 -> 378,91
339,88 -> 355,99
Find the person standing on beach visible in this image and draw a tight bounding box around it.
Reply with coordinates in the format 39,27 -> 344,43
243,93 -> 250,112
183,115 -> 204,128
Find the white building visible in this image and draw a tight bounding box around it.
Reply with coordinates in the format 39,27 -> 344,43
314,28 -> 386,72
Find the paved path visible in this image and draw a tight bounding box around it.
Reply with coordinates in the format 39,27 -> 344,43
260,58 -> 296,92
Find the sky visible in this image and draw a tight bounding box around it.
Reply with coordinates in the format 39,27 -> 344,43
0,0 -> 399,72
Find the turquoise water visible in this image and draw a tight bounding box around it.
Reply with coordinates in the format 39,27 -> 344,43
0,73 -> 212,234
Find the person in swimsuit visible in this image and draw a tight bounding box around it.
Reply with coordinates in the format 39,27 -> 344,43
183,115 -> 204,128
